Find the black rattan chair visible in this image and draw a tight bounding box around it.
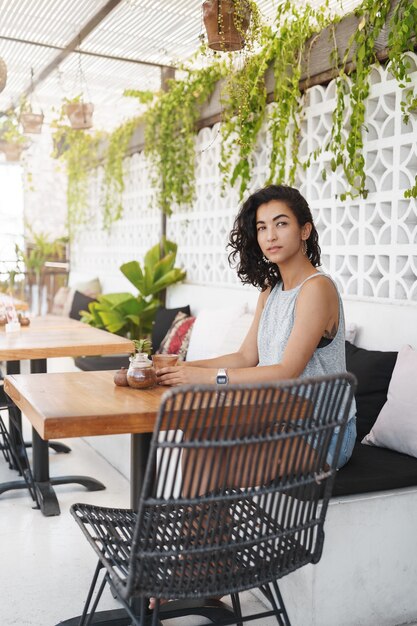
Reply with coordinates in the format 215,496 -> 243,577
70,373 -> 356,626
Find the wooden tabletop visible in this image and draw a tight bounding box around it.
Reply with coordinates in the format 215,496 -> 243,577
4,370 -> 311,442
0,315 -> 134,360
4,371 -> 166,439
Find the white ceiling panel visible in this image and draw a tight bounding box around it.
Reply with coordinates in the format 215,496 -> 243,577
0,0 -> 363,132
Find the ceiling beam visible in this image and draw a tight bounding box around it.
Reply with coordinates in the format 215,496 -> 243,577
0,35 -> 175,71
23,0 -> 130,97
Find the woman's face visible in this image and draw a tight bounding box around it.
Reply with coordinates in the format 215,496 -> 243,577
255,200 -> 311,265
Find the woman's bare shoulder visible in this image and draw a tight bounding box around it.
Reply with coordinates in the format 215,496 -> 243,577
299,274 -> 339,305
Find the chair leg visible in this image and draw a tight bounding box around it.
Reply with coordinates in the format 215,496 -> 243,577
230,593 -> 243,626
258,581 -> 292,626
78,561 -> 106,626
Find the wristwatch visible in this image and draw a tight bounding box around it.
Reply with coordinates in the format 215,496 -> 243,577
216,368 -> 229,385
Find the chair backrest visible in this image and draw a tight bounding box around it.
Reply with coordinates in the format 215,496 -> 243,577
127,373 -> 356,600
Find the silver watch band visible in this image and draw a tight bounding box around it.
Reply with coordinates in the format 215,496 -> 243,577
216,368 -> 228,385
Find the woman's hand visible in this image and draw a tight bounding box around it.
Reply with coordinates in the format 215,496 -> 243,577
156,364 -> 215,386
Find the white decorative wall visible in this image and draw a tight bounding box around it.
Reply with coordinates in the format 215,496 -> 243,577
68,55 -> 417,337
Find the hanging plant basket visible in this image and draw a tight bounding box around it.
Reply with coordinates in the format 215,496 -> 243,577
203,0 -> 251,52
0,57 -> 7,93
20,112 -> 44,134
64,102 -> 94,130
0,141 -> 27,162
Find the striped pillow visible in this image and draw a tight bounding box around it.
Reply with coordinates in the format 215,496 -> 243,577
157,312 -> 196,361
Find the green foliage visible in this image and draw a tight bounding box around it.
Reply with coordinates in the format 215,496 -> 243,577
387,0 -> 417,197
52,124 -> 102,237
123,89 -> 156,104
0,113 -> 27,145
325,0 -> 391,200
101,117 -> 138,230
80,238 -> 186,342
15,226 -> 67,276
144,61 -> 226,214
51,0 -> 417,226
132,338 -> 152,355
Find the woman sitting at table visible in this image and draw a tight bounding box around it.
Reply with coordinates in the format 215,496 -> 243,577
156,184 -> 357,477
150,184 -> 357,610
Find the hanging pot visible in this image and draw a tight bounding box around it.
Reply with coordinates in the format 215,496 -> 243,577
64,102 -> 94,130
0,141 -> 26,162
20,112 -> 44,134
202,0 -> 251,52
0,57 -> 7,93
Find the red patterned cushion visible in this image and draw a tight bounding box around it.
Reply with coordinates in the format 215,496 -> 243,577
157,312 -> 196,361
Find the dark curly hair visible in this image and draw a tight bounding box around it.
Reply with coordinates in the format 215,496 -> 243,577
228,185 -> 321,290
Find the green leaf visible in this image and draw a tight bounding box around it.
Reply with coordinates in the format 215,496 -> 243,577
120,261 -> 145,293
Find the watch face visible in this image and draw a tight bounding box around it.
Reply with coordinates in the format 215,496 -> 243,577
216,374 -> 228,384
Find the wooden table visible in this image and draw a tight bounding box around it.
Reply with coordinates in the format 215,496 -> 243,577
4,371 -> 165,524
0,316 -> 135,515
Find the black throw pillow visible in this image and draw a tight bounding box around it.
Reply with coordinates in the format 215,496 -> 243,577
345,341 -> 398,441
151,305 -> 191,353
69,290 -> 97,321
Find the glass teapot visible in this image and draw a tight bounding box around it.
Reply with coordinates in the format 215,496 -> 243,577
126,352 -> 156,389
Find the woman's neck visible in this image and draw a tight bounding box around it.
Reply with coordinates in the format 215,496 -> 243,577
279,258 -> 318,291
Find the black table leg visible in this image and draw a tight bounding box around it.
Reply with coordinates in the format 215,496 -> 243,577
4,359 -> 71,470
29,359 -> 72,453
31,426 -> 107,517
130,432 -> 153,511
6,360 -> 27,472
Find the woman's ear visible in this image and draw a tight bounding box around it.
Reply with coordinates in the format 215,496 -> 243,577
302,222 -> 312,240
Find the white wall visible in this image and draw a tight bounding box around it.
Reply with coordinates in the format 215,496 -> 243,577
65,54 -> 417,353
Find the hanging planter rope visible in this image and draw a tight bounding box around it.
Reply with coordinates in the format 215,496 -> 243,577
19,69 -> 44,134
0,57 -> 7,93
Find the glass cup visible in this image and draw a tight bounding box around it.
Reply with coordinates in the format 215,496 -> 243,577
152,354 -> 179,371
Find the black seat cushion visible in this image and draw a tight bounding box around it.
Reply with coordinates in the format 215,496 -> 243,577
74,354 -> 130,371
333,441 -> 417,497
331,342 -> 417,498
345,341 -> 398,441
69,290 -> 97,321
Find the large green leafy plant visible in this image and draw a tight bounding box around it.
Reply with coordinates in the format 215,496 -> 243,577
80,239 -> 186,342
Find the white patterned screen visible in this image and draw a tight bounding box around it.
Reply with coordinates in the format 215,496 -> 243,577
72,54 -> 417,303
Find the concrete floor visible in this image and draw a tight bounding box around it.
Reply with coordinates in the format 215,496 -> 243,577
1,404 -> 416,626
0,430 -> 280,626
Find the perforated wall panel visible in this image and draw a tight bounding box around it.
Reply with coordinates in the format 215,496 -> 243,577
71,55 -> 417,303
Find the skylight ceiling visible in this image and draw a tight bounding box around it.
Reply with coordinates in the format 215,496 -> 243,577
0,0 -> 362,132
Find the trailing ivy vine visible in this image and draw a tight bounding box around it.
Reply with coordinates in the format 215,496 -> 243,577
144,61 -> 226,214
52,0 -> 417,233
101,117 -> 138,230
52,125 -> 101,238
326,0 -> 391,200
387,0 -> 417,197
